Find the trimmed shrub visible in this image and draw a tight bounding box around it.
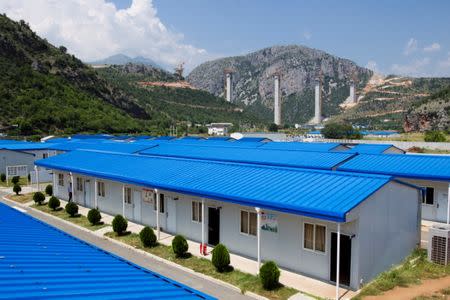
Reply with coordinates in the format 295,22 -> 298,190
33,191 -> 45,205
48,196 -> 60,211
65,201 -> 78,217
140,226 -> 157,247
11,176 -> 20,185
259,261 -> 281,290
172,235 -> 188,258
112,215 -> 128,235
13,184 -> 21,195
45,184 -> 53,196
212,243 -> 230,272
0,173 -> 5,182
87,208 -> 102,225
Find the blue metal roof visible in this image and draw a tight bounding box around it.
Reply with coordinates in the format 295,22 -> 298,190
0,142 -> 55,151
0,203 -> 213,300
71,134 -> 114,140
235,137 -> 271,142
344,144 -> 403,154
139,144 -> 355,170
153,136 -> 177,140
49,141 -> 156,154
36,150 -> 395,222
338,154 -> 450,181
259,142 -> 344,152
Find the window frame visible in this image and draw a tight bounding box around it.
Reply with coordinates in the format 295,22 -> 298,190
191,200 -> 203,223
58,173 -> 64,186
97,181 -> 105,197
153,193 -> 165,213
240,210 -> 257,237
422,187 -> 435,206
76,177 -> 83,192
302,222 -> 327,254
124,187 -> 132,204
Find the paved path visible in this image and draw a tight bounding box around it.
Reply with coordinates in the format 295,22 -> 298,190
0,194 -> 250,300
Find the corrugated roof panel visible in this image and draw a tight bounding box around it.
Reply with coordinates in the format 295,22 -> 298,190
139,144 -> 355,170
0,142 -> 55,151
344,144 -> 401,154
49,142 -> 156,154
260,142 -> 343,152
0,203 -> 214,300
235,137 -> 271,142
36,151 -> 393,222
338,154 -> 450,181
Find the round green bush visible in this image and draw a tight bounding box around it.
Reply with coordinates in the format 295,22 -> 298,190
13,184 -> 21,195
112,215 -> 128,235
172,235 -> 188,257
45,184 -> 53,196
48,196 -> 60,211
259,261 -> 280,290
0,173 -> 6,182
33,191 -> 45,205
212,243 -> 230,272
87,208 -> 102,225
11,176 -> 20,185
65,201 -> 78,217
139,226 -> 157,247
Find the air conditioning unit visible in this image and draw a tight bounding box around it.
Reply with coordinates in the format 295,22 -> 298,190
428,224 -> 450,265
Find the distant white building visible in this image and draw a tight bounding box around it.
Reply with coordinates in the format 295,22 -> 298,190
207,123 -> 233,136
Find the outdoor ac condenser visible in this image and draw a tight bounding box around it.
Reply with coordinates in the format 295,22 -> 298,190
428,224 -> 450,265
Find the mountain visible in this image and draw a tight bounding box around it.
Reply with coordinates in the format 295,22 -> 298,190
89,54 -> 162,69
187,45 -> 373,124
404,85 -> 450,132
330,76 -> 450,130
0,14 -> 259,136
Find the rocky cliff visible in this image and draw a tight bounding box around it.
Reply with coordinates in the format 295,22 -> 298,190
187,45 -> 372,124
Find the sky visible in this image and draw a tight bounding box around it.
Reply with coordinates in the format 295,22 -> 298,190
1,0 -> 450,76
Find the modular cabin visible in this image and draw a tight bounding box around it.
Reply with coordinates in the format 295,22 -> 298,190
36,150 -> 421,291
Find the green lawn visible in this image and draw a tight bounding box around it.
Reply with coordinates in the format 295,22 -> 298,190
6,192 -> 34,203
105,232 -> 300,300
354,249 -> 450,299
32,203 -> 108,231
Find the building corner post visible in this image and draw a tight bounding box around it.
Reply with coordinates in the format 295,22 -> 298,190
201,198 -> 205,254
336,222 -> 341,300
156,189 -> 160,240
94,179 -> 98,209
34,166 -> 39,192
122,184 -> 125,217
447,183 -> 450,225
256,207 -> 261,273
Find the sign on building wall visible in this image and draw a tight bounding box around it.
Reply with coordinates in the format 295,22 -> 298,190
142,188 -> 154,204
261,212 -> 278,233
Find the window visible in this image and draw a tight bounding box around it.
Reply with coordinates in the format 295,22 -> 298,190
423,187 -> 434,205
192,201 -> 203,223
303,223 -> 326,253
58,174 -> 64,186
76,177 -> 83,191
97,181 -> 105,197
124,187 -> 132,204
240,210 -> 257,236
43,153 -> 48,159
153,193 -> 165,213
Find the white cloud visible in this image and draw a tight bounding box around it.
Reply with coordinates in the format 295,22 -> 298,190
365,60 -> 379,73
391,57 -> 430,76
423,42 -> 441,52
403,38 -> 418,56
302,30 -> 312,40
0,0 -> 215,71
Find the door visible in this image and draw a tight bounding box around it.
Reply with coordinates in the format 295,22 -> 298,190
166,197 -> 177,234
84,180 -> 92,208
330,233 -> 352,287
436,191 -> 448,222
208,207 -> 220,246
124,187 -> 134,220
133,190 -> 142,223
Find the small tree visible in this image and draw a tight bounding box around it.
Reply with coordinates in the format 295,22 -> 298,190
45,184 -> 53,196
48,196 -> 60,211
424,131 -> 446,142
212,243 -> 230,272
140,226 -> 157,247
65,201 -> 78,217
87,208 -> 102,225
259,261 -> 281,290
172,235 -> 188,258
268,123 -> 278,132
11,176 -> 20,185
112,215 -> 128,236
13,184 -> 21,195
0,173 -> 6,182
322,123 -> 362,139
33,191 -> 45,205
